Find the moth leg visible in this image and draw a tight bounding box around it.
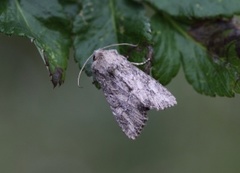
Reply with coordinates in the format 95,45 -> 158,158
131,46 -> 153,75
131,58 -> 150,66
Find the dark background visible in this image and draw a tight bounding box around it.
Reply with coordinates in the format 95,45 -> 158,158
0,34 -> 240,173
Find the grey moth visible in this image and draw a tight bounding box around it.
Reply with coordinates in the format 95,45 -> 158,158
91,49 -> 177,139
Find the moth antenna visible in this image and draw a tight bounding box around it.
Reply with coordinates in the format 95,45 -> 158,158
77,43 -> 138,87
77,53 -> 94,87
101,43 -> 137,49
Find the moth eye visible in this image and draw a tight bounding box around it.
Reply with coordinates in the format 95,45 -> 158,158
93,55 -> 96,61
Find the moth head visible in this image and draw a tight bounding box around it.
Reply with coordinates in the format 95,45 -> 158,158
93,50 -> 105,61
78,43 -> 137,87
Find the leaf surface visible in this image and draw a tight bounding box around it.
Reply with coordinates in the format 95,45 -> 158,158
73,0 -> 152,75
151,14 -> 240,96
143,0 -> 240,17
0,0 -> 80,86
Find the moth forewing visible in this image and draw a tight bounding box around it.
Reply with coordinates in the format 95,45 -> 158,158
91,49 -> 177,139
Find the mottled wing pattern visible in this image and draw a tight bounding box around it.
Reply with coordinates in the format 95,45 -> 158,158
91,49 -> 177,139
103,85 -> 149,139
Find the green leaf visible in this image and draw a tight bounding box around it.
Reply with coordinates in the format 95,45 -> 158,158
188,17 -> 240,96
0,0 -> 80,86
73,0 -> 152,75
151,13 -> 240,96
143,0 -> 240,17
151,15 -> 181,85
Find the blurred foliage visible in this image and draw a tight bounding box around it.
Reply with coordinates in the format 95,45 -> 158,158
1,35 -> 240,173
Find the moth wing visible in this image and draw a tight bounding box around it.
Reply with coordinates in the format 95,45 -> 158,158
114,61 -> 177,110
103,87 -> 148,140
135,73 -> 177,110
91,50 -> 148,139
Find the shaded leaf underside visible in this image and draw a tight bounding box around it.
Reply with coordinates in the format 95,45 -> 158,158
0,0 -> 78,86
73,0 -> 152,75
151,14 -> 240,96
143,0 -> 240,17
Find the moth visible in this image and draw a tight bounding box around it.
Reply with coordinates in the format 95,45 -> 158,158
91,49 -> 177,139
